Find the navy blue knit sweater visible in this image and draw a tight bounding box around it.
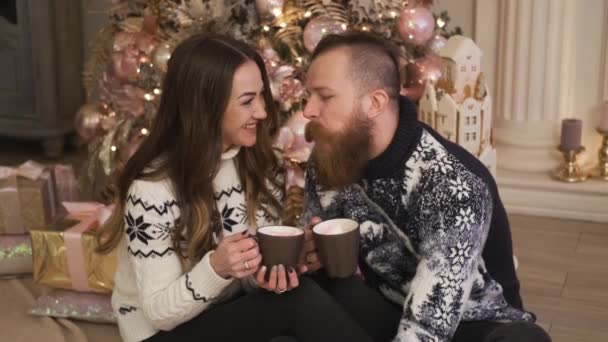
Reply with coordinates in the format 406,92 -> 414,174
304,97 -> 533,342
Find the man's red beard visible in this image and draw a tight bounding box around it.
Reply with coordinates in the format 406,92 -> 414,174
305,111 -> 372,190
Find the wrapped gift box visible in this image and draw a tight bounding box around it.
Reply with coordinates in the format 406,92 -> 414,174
0,161 -> 59,234
31,203 -> 116,293
53,164 -> 81,203
0,235 -> 33,276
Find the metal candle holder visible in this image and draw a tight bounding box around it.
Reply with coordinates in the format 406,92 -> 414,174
552,146 -> 588,183
590,128 -> 608,181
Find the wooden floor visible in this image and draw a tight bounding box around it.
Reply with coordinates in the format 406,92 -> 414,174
1,138 -> 608,341
510,215 -> 608,341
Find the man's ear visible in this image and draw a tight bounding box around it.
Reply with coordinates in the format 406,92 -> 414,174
366,89 -> 390,120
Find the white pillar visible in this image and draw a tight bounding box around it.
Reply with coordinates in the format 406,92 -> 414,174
492,0 -> 577,173
473,0 -> 608,223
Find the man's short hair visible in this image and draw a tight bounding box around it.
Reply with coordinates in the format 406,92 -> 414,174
311,32 -> 401,100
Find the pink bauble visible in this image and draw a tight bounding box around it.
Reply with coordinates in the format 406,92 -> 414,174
303,16 -> 346,53
427,34 -> 447,54
405,54 -> 442,87
417,54 -> 443,84
397,7 -> 435,46
75,104 -> 104,141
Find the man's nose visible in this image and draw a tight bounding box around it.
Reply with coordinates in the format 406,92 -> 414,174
303,100 -> 318,120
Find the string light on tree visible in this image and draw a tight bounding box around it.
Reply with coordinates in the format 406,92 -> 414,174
436,17 -> 446,28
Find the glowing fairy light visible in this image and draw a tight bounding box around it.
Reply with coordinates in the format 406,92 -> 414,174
272,8 -> 282,17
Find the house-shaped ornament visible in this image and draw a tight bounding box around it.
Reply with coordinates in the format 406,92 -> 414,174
438,35 -> 482,103
418,35 -> 495,174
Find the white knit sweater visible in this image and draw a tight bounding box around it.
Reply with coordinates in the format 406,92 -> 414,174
111,147 -> 280,342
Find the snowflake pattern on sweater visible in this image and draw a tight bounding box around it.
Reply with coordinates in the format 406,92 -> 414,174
304,130 -> 533,342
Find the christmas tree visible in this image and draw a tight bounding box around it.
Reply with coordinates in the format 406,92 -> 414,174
75,0 -> 461,200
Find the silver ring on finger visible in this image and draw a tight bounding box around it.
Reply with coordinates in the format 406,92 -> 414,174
275,287 -> 287,294
243,260 -> 250,271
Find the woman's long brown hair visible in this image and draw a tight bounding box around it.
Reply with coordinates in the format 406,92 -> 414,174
96,34 -> 283,262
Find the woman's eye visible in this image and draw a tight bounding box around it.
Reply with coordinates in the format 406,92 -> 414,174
243,99 -> 253,106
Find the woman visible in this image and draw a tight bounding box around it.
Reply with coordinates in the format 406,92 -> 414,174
96,34 -> 372,342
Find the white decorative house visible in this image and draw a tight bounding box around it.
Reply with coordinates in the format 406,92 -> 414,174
439,35 -> 482,103
418,35 -> 496,176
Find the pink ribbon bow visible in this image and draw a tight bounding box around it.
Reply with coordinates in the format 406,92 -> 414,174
62,202 -> 114,292
0,160 -> 46,180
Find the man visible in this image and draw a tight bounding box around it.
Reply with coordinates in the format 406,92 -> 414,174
300,32 -> 551,342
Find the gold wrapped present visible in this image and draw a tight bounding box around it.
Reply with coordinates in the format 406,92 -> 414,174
0,161 -> 60,234
31,202 -> 116,293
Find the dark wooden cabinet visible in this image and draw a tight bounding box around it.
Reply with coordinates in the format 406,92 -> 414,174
0,0 -> 83,157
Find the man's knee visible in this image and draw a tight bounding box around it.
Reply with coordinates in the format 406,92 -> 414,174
487,322 -> 551,342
